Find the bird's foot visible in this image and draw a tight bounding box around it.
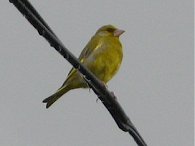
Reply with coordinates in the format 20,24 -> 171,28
110,91 -> 117,100
96,98 -> 99,103
99,81 -> 108,89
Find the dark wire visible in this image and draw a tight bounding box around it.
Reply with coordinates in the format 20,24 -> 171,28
9,1 -> 147,145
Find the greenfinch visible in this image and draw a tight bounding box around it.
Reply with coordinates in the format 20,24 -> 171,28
43,25 -> 125,108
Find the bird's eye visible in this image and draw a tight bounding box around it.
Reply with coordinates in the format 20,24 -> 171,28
106,28 -> 115,32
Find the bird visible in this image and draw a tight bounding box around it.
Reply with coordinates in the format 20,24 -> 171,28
43,25 -> 125,108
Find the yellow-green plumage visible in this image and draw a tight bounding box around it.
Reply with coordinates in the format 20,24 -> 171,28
43,25 -> 124,108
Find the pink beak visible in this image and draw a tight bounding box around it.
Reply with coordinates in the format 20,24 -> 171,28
114,29 -> 125,37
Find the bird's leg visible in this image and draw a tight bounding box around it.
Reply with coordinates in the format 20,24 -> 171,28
110,91 -> 117,100
78,72 -> 92,92
88,87 -> 91,92
100,81 -> 108,89
99,82 -> 117,100
96,98 -> 99,103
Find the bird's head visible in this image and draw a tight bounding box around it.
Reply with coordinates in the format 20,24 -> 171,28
95,25 -> 125,37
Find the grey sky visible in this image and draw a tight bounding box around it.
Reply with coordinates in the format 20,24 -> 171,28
0,0 -> 193,146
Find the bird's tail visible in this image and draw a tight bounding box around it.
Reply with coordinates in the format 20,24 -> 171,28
43,85 -> 71,108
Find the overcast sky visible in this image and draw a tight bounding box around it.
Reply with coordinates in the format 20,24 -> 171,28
0,0 -> 193,146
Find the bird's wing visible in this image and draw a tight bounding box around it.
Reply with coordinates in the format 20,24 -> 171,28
78,36 -> 100,61
60,35 -> 101,88
66,36 -> 100,76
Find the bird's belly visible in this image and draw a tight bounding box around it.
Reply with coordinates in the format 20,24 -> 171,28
85,51 -> 122,83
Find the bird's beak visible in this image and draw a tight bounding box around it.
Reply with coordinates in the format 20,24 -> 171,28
114,29 -> 125,37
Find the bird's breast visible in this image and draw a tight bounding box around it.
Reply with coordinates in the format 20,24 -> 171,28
84,38 -> 123,83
